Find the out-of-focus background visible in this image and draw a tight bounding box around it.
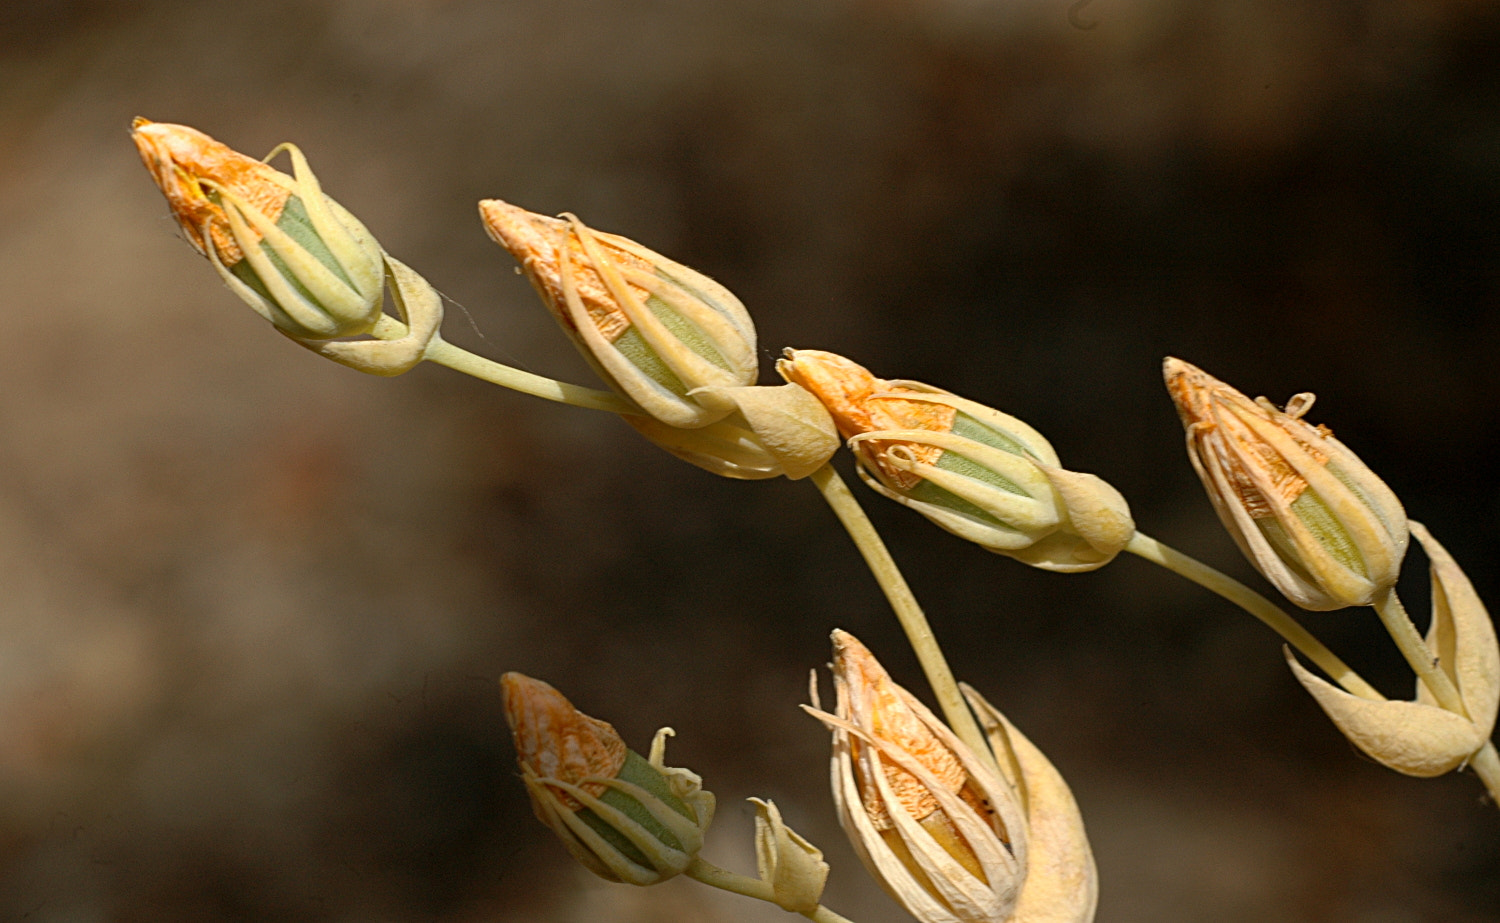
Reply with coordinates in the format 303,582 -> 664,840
2,0 -> 1498,919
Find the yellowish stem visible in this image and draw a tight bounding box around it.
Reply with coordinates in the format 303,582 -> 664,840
367,314 -> 640,414
1372,589 -> 1465,715
809,464 -> 998,774
1467,741 -> 1500,807
685,857 -> 857,923
1126,531 -> 1384,701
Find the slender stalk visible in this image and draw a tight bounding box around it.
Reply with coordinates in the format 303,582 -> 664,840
1467,741 -> 1500,807
1126,531 -> 1384,701
685,857 -> 857,923
1372,589 -> 1464,715
367,314 -> 639,413
809,463 -> 997,772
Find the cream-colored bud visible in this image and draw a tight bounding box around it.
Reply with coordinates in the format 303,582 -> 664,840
500,673 -> 714,885
805,630 -> 1028,923
1163,358 -> 1407,610
1285,522 -> 1499,776
480,200 -> 757,429
780,349 -> 1132,572
132,119 -> 386,341
750,798 -> 830,913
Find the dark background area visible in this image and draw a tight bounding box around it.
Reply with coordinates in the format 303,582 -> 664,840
2,0 -> 1498,920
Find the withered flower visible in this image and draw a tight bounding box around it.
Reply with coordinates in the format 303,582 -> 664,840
501,673 -> 714,885
780,350 -> 1132,572
806,630 -> 1028,923
1163,358 -> 1407,610
480,200 -> 757,429
133,119 -> 441,374
133,118 -> 384,340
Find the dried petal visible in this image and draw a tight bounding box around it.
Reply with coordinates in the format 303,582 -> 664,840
1411,522 -> 1500,738
1286,651 -> 1483,777
963,685 -> 1097,923
751,797 -> 830,913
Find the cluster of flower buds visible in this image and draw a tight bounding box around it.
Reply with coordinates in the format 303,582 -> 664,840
500,673 -> 715,885
480,201 -> 838,479
1162,358 -> 1407,610
780,350 -> 1134,572
131,119 -> 442,375
806,630 -> 1096,923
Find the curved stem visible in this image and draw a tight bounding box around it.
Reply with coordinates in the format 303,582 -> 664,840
368,314 -> 641,413
685,857 -> 857,923
809,463 -> 997,772
1126,531 -> 1384,701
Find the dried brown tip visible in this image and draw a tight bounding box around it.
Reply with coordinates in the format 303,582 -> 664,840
131,119 -> 290,264
500,672 -> 627,804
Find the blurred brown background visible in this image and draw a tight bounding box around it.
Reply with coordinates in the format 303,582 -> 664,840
2,0 -> 1499,920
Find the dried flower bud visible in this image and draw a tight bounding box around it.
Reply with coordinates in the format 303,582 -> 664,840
962,685 -> 1097,923
805,630 -> 1028,923
1286,522 -> 1499,776
132,118 -> 386,341
501,673 -> 714,885
480,200 -> 757,429
750,798 -> 830,914
1163,358 -> 1407,611
624,383 -> 839,480
779,349 -> 1133,572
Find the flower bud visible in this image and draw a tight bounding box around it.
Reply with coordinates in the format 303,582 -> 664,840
479,200 -> 757,429
779,349 -> 1133,572
805,630 -> 1028,923
1163,358 -> 1407,611
500,673 -> 714,885
750,797 -> 830,914
623,383 -> 839,480
132,118 -> 385,341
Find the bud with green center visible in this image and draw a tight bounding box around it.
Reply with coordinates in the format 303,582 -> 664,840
479,200 -> 757,429
132,118 -> 385,341
1163,357 -> 1407,611
500,673 -> 714,885
779,349 -> 1133,572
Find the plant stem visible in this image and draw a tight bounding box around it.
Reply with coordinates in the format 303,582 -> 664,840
809,463 -> 997,773
1372,589 -> 1464,715
1467,741 -> 1500,807
368,314 -> 639,413
685,857 -> 856,923
1125,531 -> 1384,701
